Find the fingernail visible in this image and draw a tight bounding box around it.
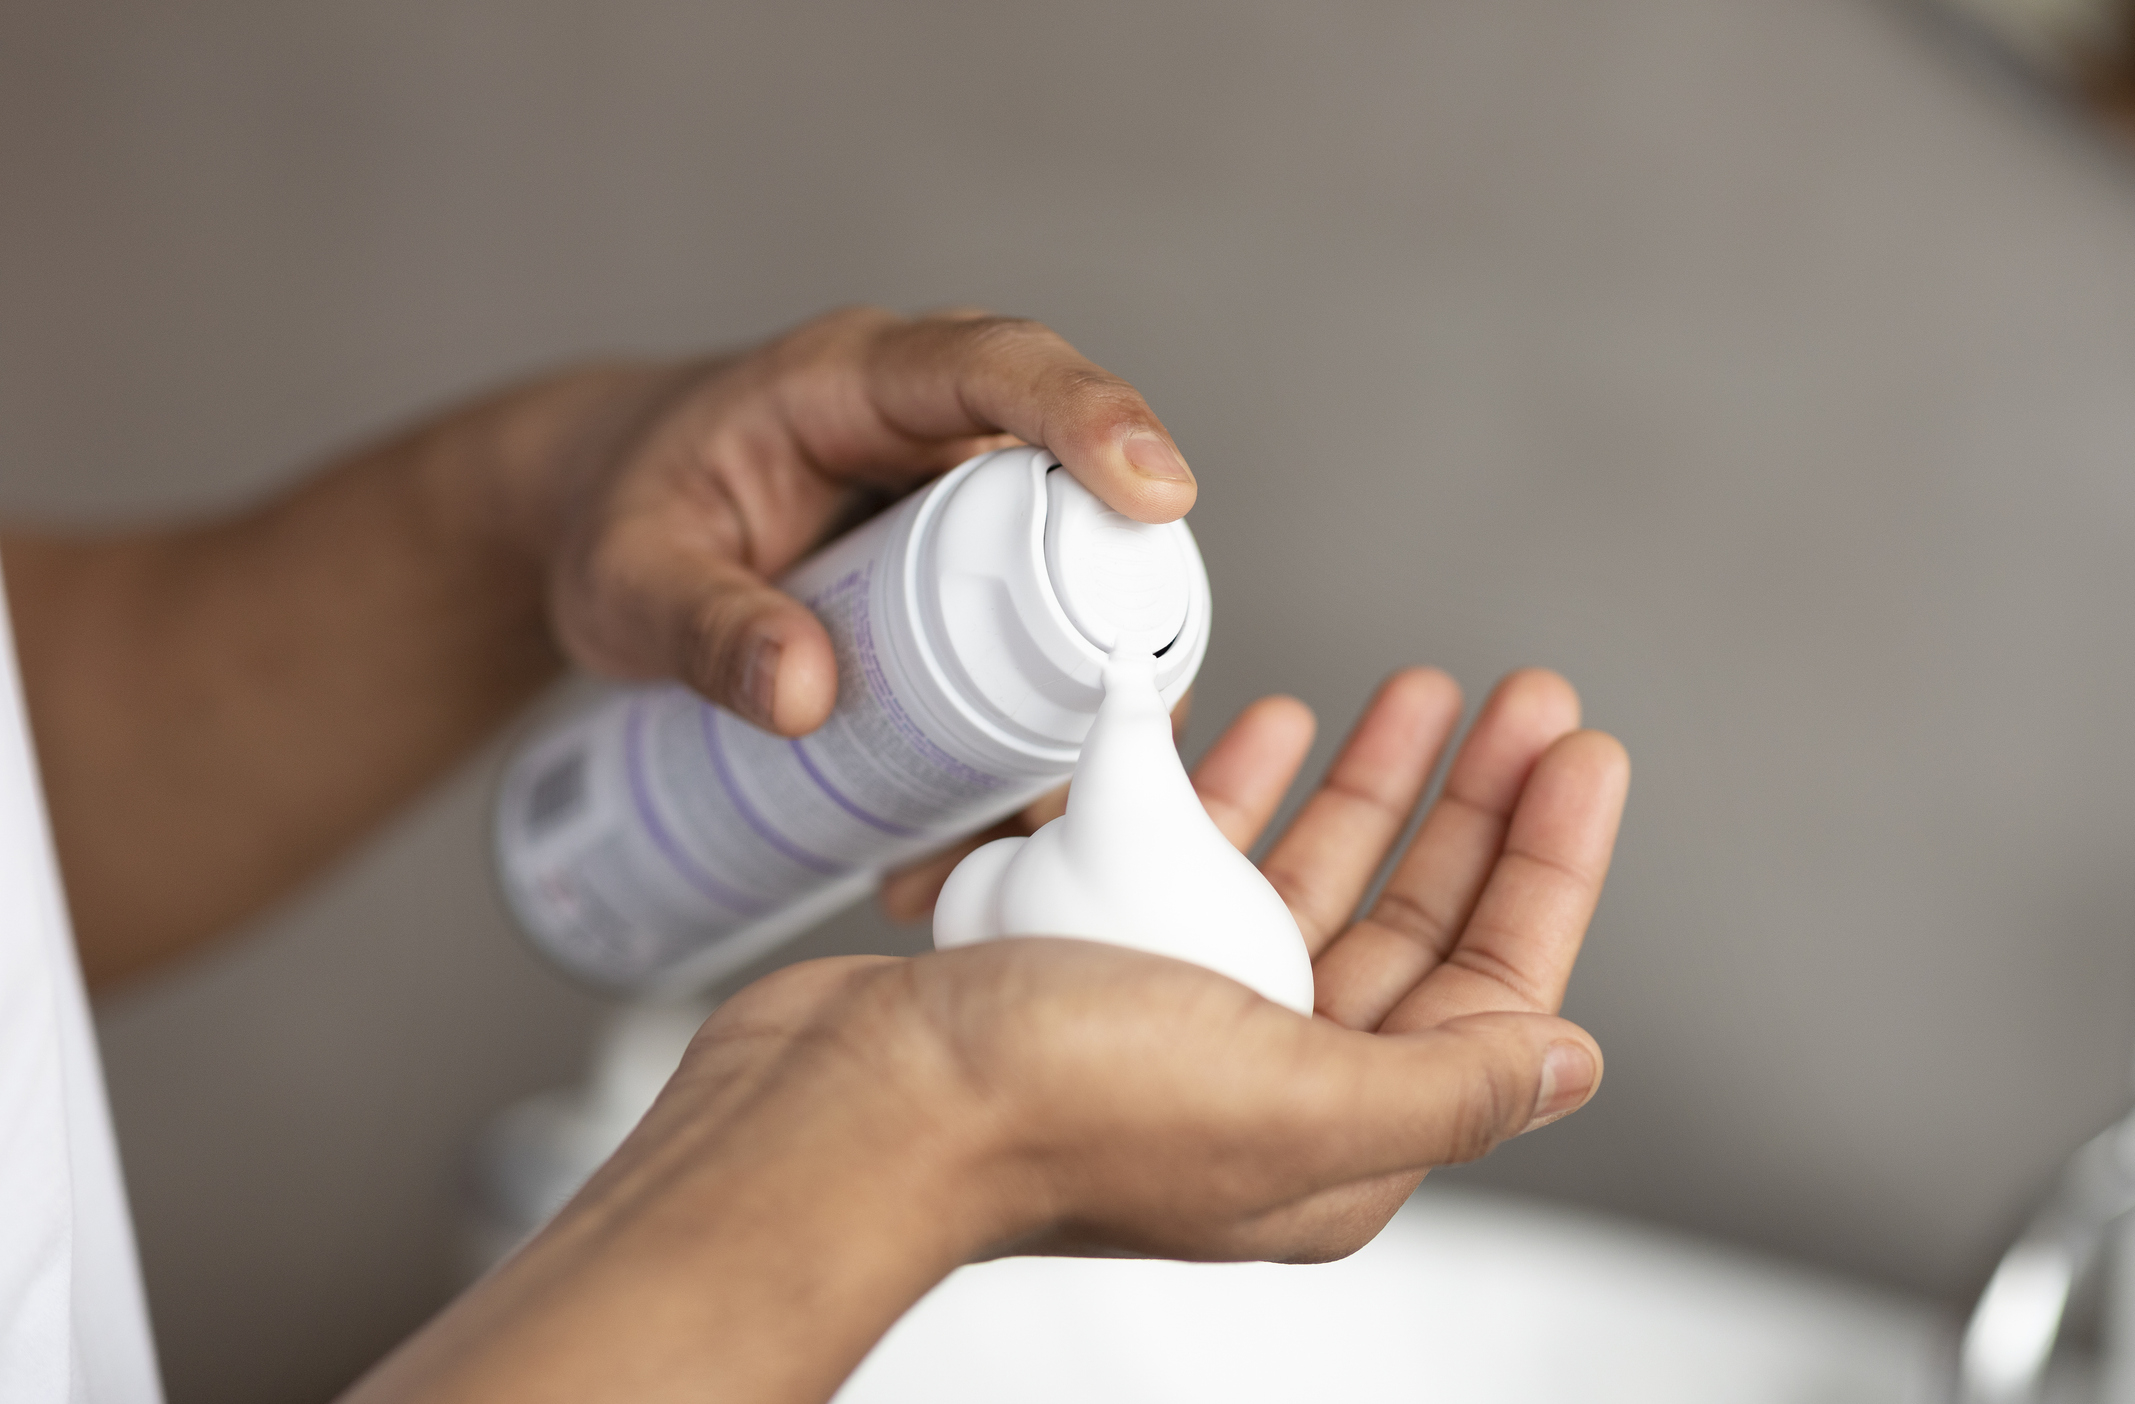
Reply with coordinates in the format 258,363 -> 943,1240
738,634 -> 782,728
1123,432 -> 1194,483
1524,1043 -> 1597,1134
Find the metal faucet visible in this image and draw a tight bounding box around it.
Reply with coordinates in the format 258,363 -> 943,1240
1957,1107 -> 2135,1402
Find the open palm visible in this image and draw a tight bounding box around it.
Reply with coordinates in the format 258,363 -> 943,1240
870,664 -> 1626,1261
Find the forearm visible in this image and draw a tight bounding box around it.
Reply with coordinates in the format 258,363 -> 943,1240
341,1009 -> 999,1404
2,364 -> 678,985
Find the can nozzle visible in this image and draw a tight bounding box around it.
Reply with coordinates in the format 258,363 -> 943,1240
1041,468 -> 1192,654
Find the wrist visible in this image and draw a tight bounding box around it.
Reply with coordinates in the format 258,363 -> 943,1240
639,975 -> 1027,1275
349,967 -> 1017,1404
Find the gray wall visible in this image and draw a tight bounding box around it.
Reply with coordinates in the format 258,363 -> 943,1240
6,1 -> 2135,1399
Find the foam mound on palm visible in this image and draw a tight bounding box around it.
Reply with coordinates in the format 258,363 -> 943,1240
933,646 -> 1315,1015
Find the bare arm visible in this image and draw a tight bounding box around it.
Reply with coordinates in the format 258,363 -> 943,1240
1,298 -> 1630,1398
2,369 -> 658,984
4,308 -> 1198,987
341,669 -> 1628,1404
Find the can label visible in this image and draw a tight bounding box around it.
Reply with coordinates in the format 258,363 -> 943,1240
498,562 -> 1050,987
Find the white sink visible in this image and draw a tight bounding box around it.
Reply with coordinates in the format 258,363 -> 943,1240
469,1007 -> 1959,1401
838,1187 -> 1950,1404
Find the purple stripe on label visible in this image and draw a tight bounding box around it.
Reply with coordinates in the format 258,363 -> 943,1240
625,701 -> 765,916
701,708 -> 847,877
789,738 -> 922,838
849,573 -> 1003,792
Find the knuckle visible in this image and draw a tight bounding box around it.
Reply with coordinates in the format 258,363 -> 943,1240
682,591 -> 749,669
1505,841 -> 1599,892
1048,363 -> 1133,402
1367,888 -> 1456,957
770,304 -> 892,369
1041,367 -> 1147,431
807,302 -> 895,336
1444,933 -> 1550,1010
960,313 -> 1057,362
579,529 -> 648,608
1448,1053 -> 1522,1163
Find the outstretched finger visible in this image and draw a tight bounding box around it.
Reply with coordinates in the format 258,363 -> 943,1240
1378,730 -> 1628,1034
1254,669 -> 1464,954
1311,669 -> 1581,1030
1189,695 -> 1317,852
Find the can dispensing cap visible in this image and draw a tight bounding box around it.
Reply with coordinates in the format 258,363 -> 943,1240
911,447 -> 1209,756
1042,468 -> 1192,654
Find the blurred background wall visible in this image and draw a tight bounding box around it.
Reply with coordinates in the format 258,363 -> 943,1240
6,0 -> 2135,1399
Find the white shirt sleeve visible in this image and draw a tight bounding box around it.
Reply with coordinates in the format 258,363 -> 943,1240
0,566 -> 163,1404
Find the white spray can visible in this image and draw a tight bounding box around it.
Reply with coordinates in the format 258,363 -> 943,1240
492,446 -> 1211,993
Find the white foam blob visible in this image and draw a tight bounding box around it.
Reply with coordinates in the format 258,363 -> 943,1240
934,644 -> 1316,1015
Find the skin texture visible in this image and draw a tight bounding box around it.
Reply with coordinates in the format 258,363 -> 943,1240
3,307 -> 1195,984
0,305 -> 1629,1402
342,669 -> 1626,1404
